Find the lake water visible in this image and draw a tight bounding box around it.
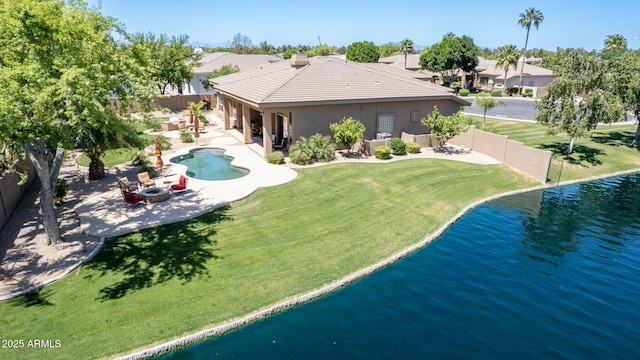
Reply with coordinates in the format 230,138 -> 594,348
158,174 -> 640,359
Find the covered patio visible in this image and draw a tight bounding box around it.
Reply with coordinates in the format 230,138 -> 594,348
211,54 -> 470,157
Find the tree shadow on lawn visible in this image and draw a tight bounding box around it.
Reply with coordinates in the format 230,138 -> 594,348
539,142 -> 605,166
84,206 -> 230,301
589,130 -> 637,149
8,288 -> 54,307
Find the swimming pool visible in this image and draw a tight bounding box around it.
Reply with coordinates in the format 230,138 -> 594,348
170,148 -> 250,181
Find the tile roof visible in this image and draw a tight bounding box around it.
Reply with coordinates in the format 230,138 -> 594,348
212,57 -> 467,108
476,57 -> 553,79
193,52 -> 283,74
379,54 -> 422,70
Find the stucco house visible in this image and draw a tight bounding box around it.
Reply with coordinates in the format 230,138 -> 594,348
183,52 -> 282,95
379,54 -> 555,94
210,54 -> 470,157
474,57 -> 554,94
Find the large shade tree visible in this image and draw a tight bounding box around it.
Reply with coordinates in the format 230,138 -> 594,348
346,41 -> 380,63
535,49 -> 625,154
0,0 -> 154,245
419,33 -> 479,86
609,49 -> 640,146
518,7 -> 544,94
127,32 -> 201,95
495,44 -> 520,94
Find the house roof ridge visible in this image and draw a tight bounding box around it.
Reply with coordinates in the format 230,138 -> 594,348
347,60 -> 455,95
261,65 -> 314,103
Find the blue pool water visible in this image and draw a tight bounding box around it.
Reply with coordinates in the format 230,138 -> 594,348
158,174 -> 640,359
170,148 -> 249,181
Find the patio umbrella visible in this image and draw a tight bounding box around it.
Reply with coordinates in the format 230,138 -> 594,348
154,138 -> 164,168
193,116 -> 200,145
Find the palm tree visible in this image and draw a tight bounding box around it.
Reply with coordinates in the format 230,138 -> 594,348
472,94 -> 506,130
604,34 -> 628,51
495,45 -> 520,95
518,7 -> 544,94
400,38 -> 414,69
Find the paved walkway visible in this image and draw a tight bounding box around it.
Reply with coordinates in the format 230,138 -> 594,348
0,113 -> 500,300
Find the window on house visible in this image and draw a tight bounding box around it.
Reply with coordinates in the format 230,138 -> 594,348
410,111 -> 420,123
217,94 -> 224,112
377,113 -> 395,135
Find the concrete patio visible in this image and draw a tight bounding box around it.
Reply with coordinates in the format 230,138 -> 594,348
75,116 -> 298,238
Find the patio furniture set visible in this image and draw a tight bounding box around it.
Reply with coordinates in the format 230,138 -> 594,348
117,171 -> 188,205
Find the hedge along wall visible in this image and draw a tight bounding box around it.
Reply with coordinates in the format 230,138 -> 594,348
0,161 -> 36,232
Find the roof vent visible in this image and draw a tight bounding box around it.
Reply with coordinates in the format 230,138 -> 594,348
290,50 -> 309,68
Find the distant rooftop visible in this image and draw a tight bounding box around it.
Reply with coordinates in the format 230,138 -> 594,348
193,52 -> 283,74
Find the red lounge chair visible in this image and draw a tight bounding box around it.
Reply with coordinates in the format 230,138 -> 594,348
122,189 -> 144,205
171,175 -> 188,191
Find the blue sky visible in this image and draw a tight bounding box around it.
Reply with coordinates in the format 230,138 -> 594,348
90,0 -> 640,51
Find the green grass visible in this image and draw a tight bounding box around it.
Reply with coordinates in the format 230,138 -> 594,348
76,117 -> 170,167
470,116 -> 640,182
0,160 -> 538,359
76,147 -> 141,167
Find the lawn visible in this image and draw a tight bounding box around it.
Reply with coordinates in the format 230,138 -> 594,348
472,117 -> 640,182
76,117 -> 169,167
0,160 -> 538,359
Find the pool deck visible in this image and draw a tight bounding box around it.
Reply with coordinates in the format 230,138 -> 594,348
76,123 -> 297,238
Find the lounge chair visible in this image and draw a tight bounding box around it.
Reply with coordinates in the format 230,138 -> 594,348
273,137 -> 287,150
118,177 -> 138,191
137,171 -> 155,188
171,175 -> 188,191
121,189 -> 144,205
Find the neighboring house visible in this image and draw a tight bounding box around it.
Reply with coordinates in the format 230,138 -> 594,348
379,54 -> 555,95
379,54 -> 422,71
474,57 -> 555,93
182,52 -> 283,95
211,53 -> 470,157
379,54 -> 439,82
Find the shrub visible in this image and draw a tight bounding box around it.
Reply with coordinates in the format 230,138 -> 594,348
458,88 -> 470,96
134,152 -> 157,177
491,90 -> 502,97
308,133 -> 336,162
267,151 -> 285,164
289,137 -> 312,164
180,129 -> 193,143
289,133 -> 336,164
507,87 -> 519,96
405,141 -> 421,154
523,88 -> 534,97
329,117 -> 365,153
142,117 -> 162,131
54,178 -> 68,206
389,138 -> 406,155
374,145 -> 391,160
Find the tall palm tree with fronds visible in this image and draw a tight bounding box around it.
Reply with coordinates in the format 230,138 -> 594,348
401,38 -> 414,69
604,34 -> 627,51
518,7 -> 544,94
495,45 -> 520,95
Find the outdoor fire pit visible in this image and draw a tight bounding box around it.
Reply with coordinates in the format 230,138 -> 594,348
139,187 -> 171,204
